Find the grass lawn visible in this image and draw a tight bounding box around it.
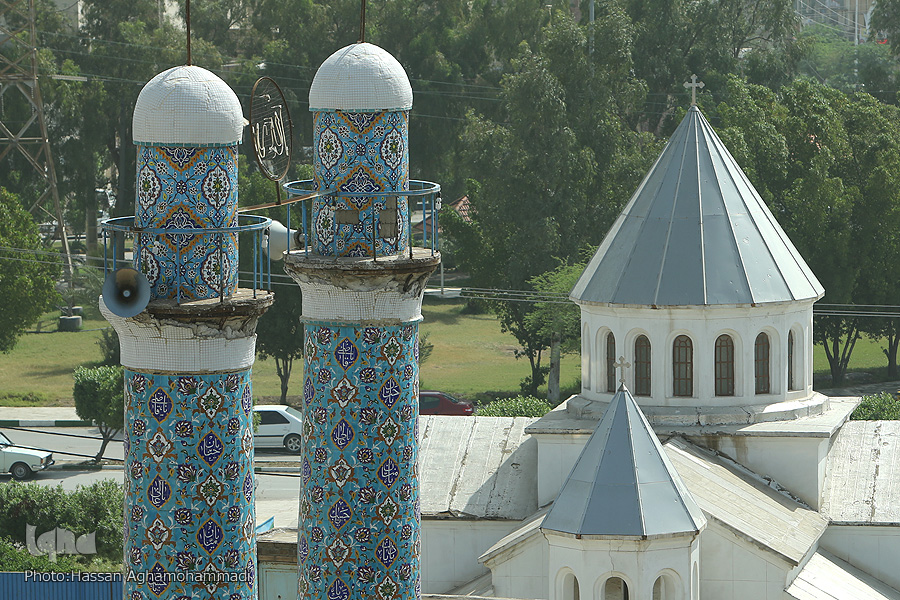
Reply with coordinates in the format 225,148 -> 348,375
3,297 -> 894,407
0,297 -> 581,406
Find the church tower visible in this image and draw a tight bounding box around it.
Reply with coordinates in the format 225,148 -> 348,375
283,43 -> 441,600
570,105 -> 824,426
541,382 -> 706,600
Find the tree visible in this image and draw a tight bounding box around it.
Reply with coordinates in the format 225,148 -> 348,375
0,187 -> 60,352
526,261 -> 584,405
715,76 -> 900,385
445,13 -> 655,395
256,272 -> 303,404
73,366 -> 124,462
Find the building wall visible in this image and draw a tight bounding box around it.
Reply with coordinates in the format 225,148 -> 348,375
421,519 -> 519,594
579,302 -> 815,409
819,525 -> 900,592
700,525 -> 790,600
545,533 -> 699,600
689,434 -> 831,510
486,531 -> 549,600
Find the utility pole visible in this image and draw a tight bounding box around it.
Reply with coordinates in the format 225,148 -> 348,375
0,0 -> 73,280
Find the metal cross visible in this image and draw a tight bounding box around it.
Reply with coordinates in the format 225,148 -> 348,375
684,74 -> 705,106
613,355 -> 631,385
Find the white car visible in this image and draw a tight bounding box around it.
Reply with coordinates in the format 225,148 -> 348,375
253,405 -> 303,453
0,432 -> 54,480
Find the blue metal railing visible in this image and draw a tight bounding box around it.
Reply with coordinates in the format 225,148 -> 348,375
100,213 -> 273,304
282,179 -> 441,259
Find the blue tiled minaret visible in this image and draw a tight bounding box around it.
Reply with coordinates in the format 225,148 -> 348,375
101,65 -> 273,600
283,43 -> 441,600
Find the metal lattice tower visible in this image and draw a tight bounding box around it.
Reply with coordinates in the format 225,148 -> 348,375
0,0 -> 72,275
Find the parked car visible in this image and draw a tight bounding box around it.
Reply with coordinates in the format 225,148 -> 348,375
0,432 -> 54,480
419,391 -> 474,416
253,405 -> 303,453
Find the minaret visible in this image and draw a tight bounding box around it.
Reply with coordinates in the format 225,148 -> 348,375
283,43 -> 441,600
100,65 -> 273,599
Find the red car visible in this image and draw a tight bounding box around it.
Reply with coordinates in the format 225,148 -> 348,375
419,391 -> 474,416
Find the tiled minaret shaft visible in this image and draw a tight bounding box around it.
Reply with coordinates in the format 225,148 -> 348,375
283,43 -> 440,600
101,65 -> 273,600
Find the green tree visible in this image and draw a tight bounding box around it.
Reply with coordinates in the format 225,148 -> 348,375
0,187 -> 60,352
256,273 -> 303,404
526,261 -> 584,405
445,13 -> 655,395
73,366 -> 124,461
715,77 -> 900,385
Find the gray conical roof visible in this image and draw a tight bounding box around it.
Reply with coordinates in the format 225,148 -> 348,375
571,106 -> 824,307
542,385 -> 705,537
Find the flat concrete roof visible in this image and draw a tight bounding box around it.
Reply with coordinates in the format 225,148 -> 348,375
419,415 -> 538,520
665,439 -> 827,566
786,550 -> 900,600
823,420 -> 900,525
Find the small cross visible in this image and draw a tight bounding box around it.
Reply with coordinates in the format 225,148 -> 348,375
684,74 -> 704,106
613,355 -> 631,385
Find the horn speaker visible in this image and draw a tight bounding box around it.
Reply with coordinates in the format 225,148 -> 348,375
262,220 -> 303,260
101,268 -> 151,318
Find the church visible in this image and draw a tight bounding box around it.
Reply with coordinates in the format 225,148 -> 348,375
256,44 -> 900,600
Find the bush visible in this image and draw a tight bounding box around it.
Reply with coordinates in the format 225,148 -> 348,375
478,395 -> 552,417
851,392 -> 900,420
0,536 -> 80,571
0,481 -> 124,562
95,328 -> 120,365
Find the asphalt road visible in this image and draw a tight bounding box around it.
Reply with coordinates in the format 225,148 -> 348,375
0,426 -> 301,464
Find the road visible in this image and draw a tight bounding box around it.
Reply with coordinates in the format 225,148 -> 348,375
0,458 -> 302,529
0,426 -> 301,464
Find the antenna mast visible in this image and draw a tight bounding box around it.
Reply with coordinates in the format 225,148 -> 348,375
0,0 -> 72,279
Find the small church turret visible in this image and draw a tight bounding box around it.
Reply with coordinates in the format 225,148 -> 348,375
541,365 -> 705,600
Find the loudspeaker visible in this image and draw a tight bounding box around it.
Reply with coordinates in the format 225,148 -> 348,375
262,220 -> 303,260
101,268 -> 151,318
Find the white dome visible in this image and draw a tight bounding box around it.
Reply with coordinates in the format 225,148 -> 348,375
133,65 -> 245,145
309,43 -> 412,112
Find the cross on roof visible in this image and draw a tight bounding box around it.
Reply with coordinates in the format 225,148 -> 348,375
613,356 -> 631,385
684,74 -> 704,106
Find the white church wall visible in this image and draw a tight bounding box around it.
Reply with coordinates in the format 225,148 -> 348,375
819,525 -> 900,592
689,434 -> 830,510
534,432 -> 590,506
700,525 -> 790,600
545,533 -> 699,600
421,518 -> 519,594
579,302 -> 815,409
487,530 -> 549,599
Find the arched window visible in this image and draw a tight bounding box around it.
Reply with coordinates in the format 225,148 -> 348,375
634,335 -> 651,396
673,335 -> 693,397
563,572 -> 580,600
603,577 -> 629,600
714,335 -> 735,396
606,332 -> 616,392
692,563 -> 699,600
755,333 -> 770,394
653,574 -> 679,600
787,330 -> 795,391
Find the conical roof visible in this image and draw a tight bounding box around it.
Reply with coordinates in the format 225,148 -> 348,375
571,106 -> 824,307
542,384 -> 705,537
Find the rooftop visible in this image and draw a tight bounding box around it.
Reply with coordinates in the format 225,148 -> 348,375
309,42 -> 413,112
542,385 -> 705,537
571,106 -> 824,308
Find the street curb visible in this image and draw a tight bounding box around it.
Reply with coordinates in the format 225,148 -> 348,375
0,419 -> 91,428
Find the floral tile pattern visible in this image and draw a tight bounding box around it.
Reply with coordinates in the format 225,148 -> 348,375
124,368 -> 255,599
133,145 -> 239,301
312,111 -> 410,257
300,322 -> 420,600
